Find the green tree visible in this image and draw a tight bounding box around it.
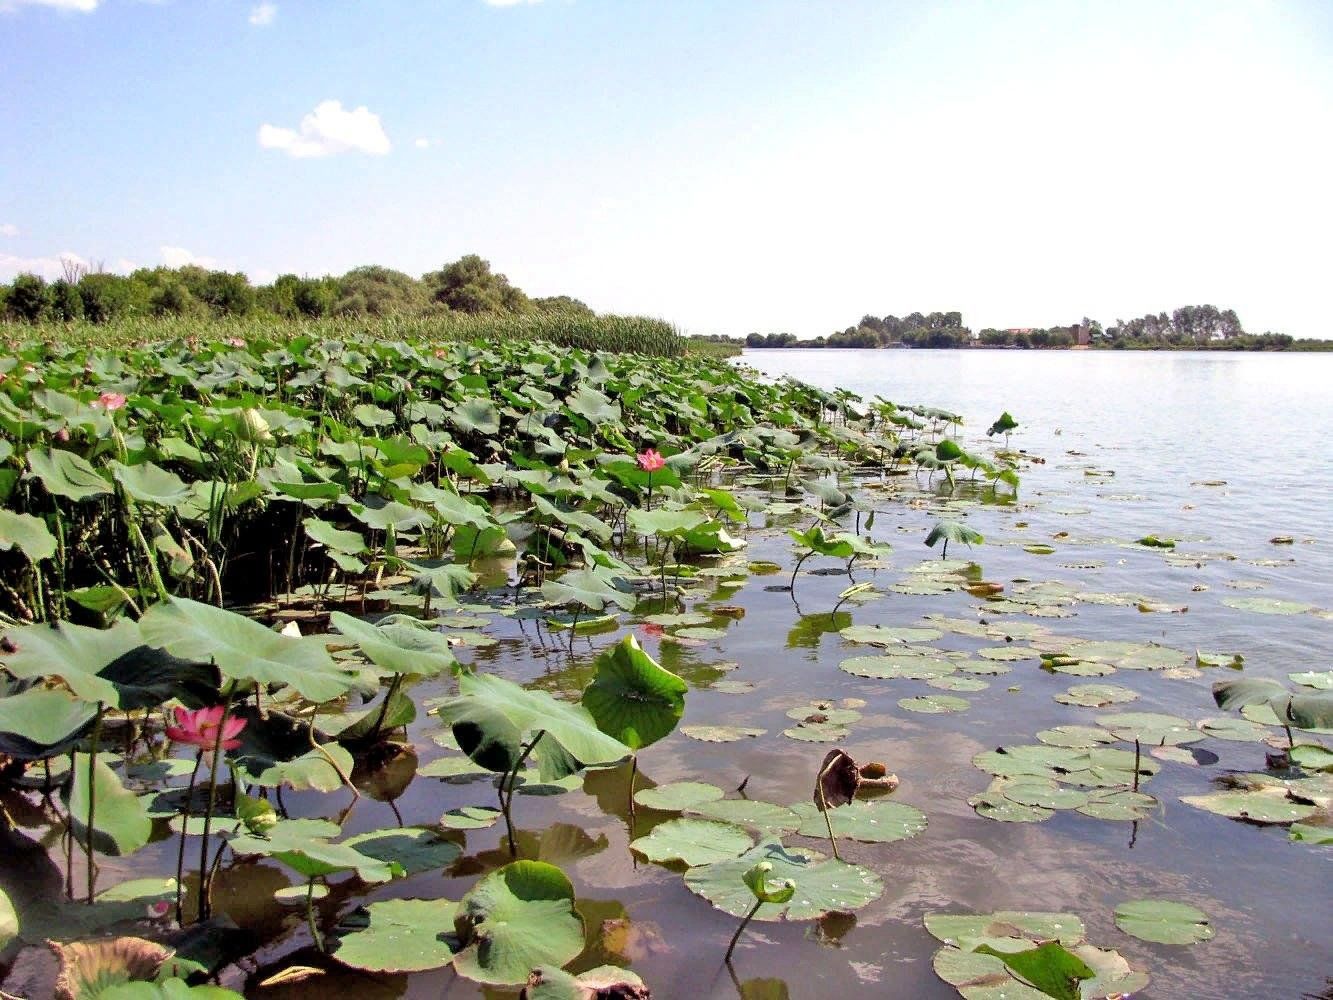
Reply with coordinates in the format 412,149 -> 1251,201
533,295 -> 594,315
6,274 -> 51,323
49,278 -> 84,321
424,254 -> 529,314
335,266 -> 427,316
79,273 -> 147,322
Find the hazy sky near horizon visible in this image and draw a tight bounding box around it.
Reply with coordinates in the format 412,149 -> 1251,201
2,0 -> 1330,338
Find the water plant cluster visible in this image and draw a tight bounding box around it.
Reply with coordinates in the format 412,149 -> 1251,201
0,331 -> 1327,997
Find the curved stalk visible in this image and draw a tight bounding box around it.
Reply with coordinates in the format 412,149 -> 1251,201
195,686 -> 236,922
814,757 -> 841,861
174,749 -> 204,922
498,731 -> 545,856
305,877 -> 325,952
724,898 -> 763,963
84,703 -> 105,903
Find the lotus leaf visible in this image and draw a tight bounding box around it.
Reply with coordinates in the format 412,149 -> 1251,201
1113,899 -> 1213,945
452,861 -> 585,986
630,817 -> 754,866
684,840 -> 882,921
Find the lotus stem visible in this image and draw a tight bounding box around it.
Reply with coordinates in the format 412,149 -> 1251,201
627,756 -> 638,821
789,552 -> 810,595
305,877 -> 325,952
1132,738 -> 1141,792
84,703 -> 104,904
725,898 -> 763,963
128,518 -> 169,602
196,686 -> 236,921
174,749 -> 203,922
499,730 -> 544,856
368,673 -> 404,743
815,758 -> 841,861
307,721 -> 358,800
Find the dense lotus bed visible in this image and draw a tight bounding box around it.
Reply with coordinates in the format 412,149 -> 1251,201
0,334 -> 1328,998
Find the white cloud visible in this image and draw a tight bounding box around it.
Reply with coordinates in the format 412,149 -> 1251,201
0,224 -> 18,238
160,246 -> 220,269
0,251 -> 89,281
258,100 -> 391,159
483,0 -> 542,6
414,137 -> 441,149
0,0 -> 99,12
248,3 -> 275,26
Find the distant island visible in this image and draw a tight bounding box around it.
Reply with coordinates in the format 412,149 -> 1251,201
724,306 -> 1331,351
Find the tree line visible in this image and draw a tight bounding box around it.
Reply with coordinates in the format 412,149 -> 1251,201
0,254 -> 595,325
742,305 -> 1328,351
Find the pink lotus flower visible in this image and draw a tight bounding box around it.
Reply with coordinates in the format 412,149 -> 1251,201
227,337 -> 246,348
94,391 -> 127,411
166,706 -> 247,751
145,900 -> 173,919
641,622 -> 665,638
637,449 -> 666,473
55,427 -> 70,442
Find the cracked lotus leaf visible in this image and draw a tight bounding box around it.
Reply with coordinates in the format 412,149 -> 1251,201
684,840 -> 882,921
791,800 -> 927,843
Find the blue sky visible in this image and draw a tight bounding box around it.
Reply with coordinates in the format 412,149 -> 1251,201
2,0 -> 1330,337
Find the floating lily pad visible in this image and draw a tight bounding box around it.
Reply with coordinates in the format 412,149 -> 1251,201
689,799 -> 801,836
839,625 -> 942,645
925,911 -> 1086,947
790,800 -> 927,843
785,702 -> 862,725
680,725 -> 765,742
438,806 -> 502,830
1180,788 -> 1317,824
1198,717 -> 1270,742
1113,899 -> 1214,945
633,781 -> 725,812
840,654 -> 956,680
929,675 -> 990,692
1290,671 -> 1333,691
340,827 -> 462,876
1076,790 -> 1157,821
899,694 -> 970,714
630,818 -> 753,867
332,898 -> 460,973
684,840 -> 883,921
977,646 -> 1037,662
1097,712 -> 1203,746
782,722 -> 850,742
1221,597 -> 1313,615
999,780 -> 1089,810
674,626 -> 727,641
1055,684 -> 1138,708
969,787 -> 1053,823
1036,726 -> 1115,749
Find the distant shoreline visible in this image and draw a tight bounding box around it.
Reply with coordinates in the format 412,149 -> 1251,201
740,342 -> 1333,353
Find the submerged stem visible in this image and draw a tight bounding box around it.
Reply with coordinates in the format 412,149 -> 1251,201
196,686 -> 236,922
306,878 -> 325,952
84,703 -> 105,904
499,731 -> 545,857
724,898 -> 763,963
174,750 -> 203,922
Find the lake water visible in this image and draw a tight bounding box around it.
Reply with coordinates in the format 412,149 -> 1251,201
26,350 -> 1325,999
